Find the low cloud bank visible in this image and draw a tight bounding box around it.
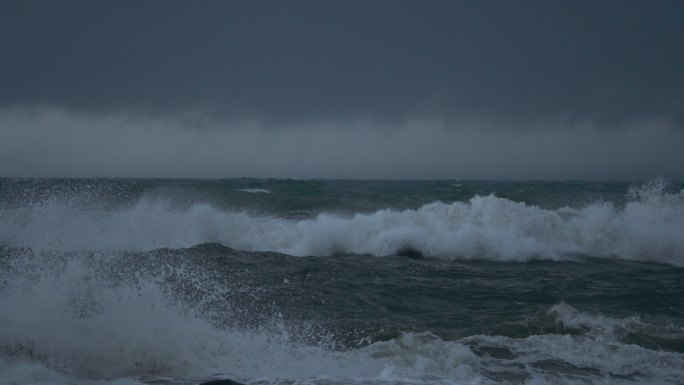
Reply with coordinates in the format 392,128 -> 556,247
1,107 -> 682,180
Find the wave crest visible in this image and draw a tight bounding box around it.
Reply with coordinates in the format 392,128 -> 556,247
1,183 -> 683,265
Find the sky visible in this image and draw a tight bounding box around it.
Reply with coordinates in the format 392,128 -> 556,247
1,0 -> 683,179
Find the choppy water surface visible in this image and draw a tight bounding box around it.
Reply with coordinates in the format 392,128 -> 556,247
1,179 -> 683,385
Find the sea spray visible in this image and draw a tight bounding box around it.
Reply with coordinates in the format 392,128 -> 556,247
2,250 -> 682,384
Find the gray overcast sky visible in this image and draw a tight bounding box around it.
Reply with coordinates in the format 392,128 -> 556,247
1,0 -> 683,179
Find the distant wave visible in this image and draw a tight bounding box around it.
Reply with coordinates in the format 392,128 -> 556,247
1,182 -> 683,266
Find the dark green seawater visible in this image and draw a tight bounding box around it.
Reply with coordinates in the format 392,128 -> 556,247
1,179 -> 683,385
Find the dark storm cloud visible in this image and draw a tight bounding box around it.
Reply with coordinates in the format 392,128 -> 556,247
1,0 -> 683,125
2,1 -> 683,179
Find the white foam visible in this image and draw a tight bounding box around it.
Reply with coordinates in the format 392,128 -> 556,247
1,182 -> 683,265
462,304 -> 684,383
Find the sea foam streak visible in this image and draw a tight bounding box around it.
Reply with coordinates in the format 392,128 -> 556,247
237,188 -> 271,194
1,182 -> 683,265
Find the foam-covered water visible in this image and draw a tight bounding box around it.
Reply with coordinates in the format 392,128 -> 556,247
1,179 -> 683,385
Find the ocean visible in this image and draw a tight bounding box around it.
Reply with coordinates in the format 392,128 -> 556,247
0,178 -> 683,385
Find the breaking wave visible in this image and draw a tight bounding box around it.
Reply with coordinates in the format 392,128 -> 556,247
1,181 -> 683,265
1,253 -> 682,385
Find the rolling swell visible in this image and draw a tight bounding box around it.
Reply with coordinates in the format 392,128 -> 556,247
1,181 -> 683,265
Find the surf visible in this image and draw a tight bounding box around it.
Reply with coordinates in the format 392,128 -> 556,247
1,251 -> 682,385
1,180 -> 682,265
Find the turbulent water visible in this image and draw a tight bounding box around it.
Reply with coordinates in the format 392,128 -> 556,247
1,178 -> 683,385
